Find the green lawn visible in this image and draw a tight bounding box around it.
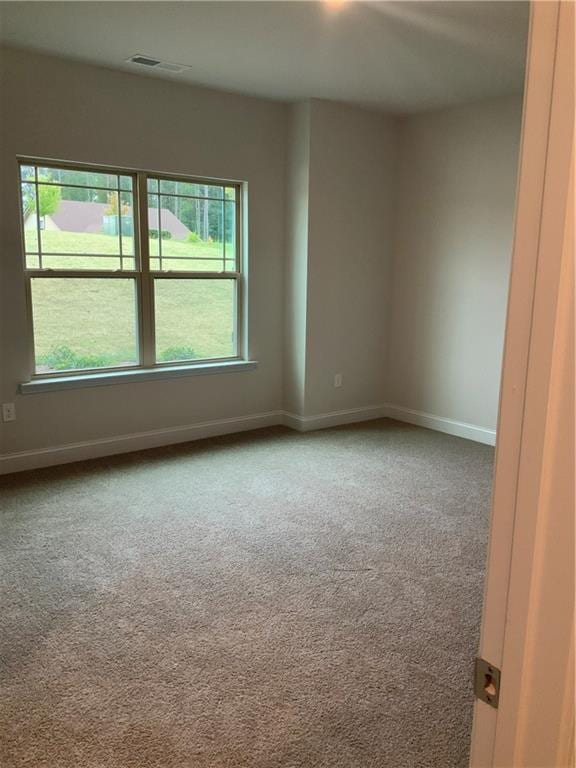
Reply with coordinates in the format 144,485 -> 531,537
28,231 -> 237,372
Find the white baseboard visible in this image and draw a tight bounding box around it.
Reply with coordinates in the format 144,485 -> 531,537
282,404 -> 386,432
0,410 -> 284,475
0,402 -> 495,475
0,405 -> 388,474
383,404 -> 497,446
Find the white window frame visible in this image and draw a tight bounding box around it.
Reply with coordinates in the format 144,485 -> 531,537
18,158 -> 247,384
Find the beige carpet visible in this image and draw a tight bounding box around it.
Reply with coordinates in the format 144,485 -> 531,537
0,419 -> 493,768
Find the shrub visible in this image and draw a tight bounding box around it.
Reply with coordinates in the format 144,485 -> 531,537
187,231 -> 202,243
41,345 -> 114,371
158,346 -> 199,362
149,229 -> 172,240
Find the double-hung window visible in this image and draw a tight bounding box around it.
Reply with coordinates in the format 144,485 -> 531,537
19,160 -> 243,379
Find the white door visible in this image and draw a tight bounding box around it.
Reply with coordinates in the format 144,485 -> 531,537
469,1 -> 574,765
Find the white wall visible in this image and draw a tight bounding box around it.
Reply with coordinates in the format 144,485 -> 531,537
387,96 -> 523,431
0,46 -> 287,456
284,99 -> 398,419
305,100 -> 398,416
283,102 -> 311,415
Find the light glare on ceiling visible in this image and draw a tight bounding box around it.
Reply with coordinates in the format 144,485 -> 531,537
324,0 -> 348,12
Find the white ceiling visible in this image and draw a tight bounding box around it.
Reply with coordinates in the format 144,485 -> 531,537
0,1 -> 529,113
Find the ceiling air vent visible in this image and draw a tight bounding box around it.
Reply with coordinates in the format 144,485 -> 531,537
128,55 -> 161,67
127,55 -> 187,73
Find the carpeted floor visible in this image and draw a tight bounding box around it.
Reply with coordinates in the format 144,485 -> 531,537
0,419 -> 493,768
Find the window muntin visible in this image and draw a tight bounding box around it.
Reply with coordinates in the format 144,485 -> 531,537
19,161 -> 243,376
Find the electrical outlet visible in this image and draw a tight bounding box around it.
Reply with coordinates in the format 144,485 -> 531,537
2,403 -> 16,422
334,373 -> 343,388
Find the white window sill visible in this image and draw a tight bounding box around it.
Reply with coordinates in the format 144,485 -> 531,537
19,360 -> 258,394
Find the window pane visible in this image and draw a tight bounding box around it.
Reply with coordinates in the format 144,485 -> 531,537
158,179 -> 225,199
224,200 -> 236,270
21,182 -> 40,259
154,279 -> 236,362
20,165 -> 35,181
31,278 -> 138,373
40,255 -> 134,271
37,166 -> 120,190
148,193 -> 160,257
150,257 -> 223,272
119,190 -> 135,257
